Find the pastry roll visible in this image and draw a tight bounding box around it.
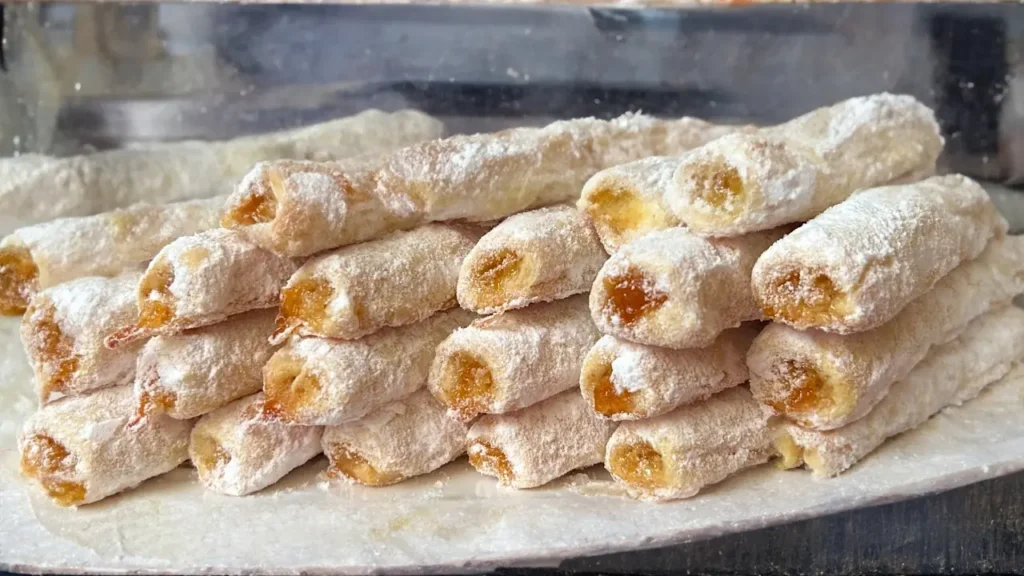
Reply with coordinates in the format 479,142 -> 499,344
775,306 -> 1024,477
262,308 -> 476,425
428,295 -> 600,422
273,224 -> 479,342
580,326 -> 757,421
22,273 -> 142,403
577,157 -> 689,252
457,205 -> 608,314
19,386 -> 191,507
578,93 -> 941,241
190,393 -> 323,496
467,389 -> 617,489
222,114 -> 740,257
748,236 -> 1024,431
0,196 -> 225,316
605,386 -> 773,501
134,310 -> 277,421
0,109 -> 442,233
322,389 -> 468,486
105,229 -> 297,348
753,175 -> 1007,334
590,227 -> 786,349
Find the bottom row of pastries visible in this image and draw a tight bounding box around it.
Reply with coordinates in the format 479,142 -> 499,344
19,295 -> 1022,506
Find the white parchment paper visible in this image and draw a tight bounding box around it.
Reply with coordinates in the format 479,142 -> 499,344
1,315 -> 1023,574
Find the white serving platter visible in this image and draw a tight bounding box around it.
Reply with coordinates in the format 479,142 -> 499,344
2,314 -> 1024,574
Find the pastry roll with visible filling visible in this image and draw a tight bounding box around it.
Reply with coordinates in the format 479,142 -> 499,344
105,229 -> 297,348
22,273 -> 142,403
457,205 -> 608,314
467,389 -> 617,489
748,236 -> 1024,431
273,224 -> 480,342
775,306 -> 1024,477
580,326 -> 757,421
428,295 -> 600,422
605,386 -> 773,501
222,114 -> 741,258
134,310 -> 277,421
578,93 -> 941,242
189,393 -> 323,496
590,227 -> 786,349
753,175 -> 1007,334
322,389 -> 468,486
19,386 -> 191,507
0,196 -> 225,316
263,308 -> 476,425
0,109 -> 442,234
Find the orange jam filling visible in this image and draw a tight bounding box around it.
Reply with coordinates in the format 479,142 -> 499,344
136,389 -> 178,418
262,353 -> 321,421
588,362 -> 636,417
27,305 -> 80,397
607,439 -> 668,491
191,433 -> 232,475
0,245 -> 39,315
222,167 -> 283,227
468,441 -> 515,484
326,443 -> 404,486
443,351 -> 494,420
277,277 -> 334,336
470,248 -> 525,306
762,270 -> 850,327
138,264 -> 176,329
766,359 -> 851,421
586,185 -> 672,246
602,267 -> 668,326
20,434 -> 87,506
690,163 -> 744,209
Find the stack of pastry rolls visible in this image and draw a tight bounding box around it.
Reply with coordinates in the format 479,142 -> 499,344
584,93 -> 1024,501
17,108 -> 738,503
16,93 -> 1022,508
14,110 -> 446,506
251,111 -> 744,490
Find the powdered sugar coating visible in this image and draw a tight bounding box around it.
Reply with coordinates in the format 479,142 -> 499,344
226,114 -> 740,258
467,389 -> 616,489
748,236 -> 1024,431
134,309 -> 277,420
428,295 -> 600,421
606,387 -> 774,502
457,205 -> 608,314
590,94 -> 941,238
0,196 -> 226,309
781,307 -> 1024,478
18,386 -> 191,506
22,273 -> 142,403
189,393 -> 323,497
275,223 -> 480,342
590,227 -> 787,349
108,229 -> 297,347
753,175 -> 1007,333
580,326 -> 758,421
322,389 -> 468,486
0,110 -> 442,234
263,308 -> 477,425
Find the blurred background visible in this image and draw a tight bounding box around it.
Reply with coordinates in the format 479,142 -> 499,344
3,2 -> 1024,185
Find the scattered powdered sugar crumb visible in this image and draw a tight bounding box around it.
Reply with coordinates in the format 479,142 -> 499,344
610,351 -> 646,394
